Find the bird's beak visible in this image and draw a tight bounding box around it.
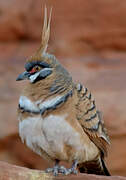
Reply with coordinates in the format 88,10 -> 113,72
16,71 -> 30,81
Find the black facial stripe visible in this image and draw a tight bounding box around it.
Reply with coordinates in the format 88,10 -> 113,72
33,69 -> 52,83
25,61 -> 50,71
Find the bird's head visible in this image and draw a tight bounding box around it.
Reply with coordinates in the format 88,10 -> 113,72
16,7 -> 72,95
16,54 -> 57,84
16,7 -> 53,84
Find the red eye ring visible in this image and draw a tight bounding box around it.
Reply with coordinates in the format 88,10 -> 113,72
29,66 -> 41,74
29,68 -> 36,74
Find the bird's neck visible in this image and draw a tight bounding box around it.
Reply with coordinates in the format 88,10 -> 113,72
22,75 -> 74,103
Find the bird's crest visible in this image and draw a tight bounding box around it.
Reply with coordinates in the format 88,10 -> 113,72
35,6 -> 52,57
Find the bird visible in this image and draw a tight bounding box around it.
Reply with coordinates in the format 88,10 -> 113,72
16,7 -> 110,176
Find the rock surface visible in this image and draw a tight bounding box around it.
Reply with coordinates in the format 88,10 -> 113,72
0,161 -> 126,180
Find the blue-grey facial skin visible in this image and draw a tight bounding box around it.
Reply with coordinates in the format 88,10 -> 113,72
16,68 -> 52,83
16,71 -> 30,81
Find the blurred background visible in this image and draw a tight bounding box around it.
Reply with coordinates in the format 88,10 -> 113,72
0,0 -> 126,177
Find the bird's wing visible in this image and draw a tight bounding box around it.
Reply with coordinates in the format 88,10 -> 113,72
75,83 -> 110,157
78,155 -> 110,176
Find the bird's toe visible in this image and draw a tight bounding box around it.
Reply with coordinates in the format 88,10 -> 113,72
45,166 -> 60,176
59,166 -> 78,175
67,167 -> 78,174
45,164 -> 78,176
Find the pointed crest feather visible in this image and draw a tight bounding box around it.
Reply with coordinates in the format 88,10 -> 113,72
36,6 -> 52,56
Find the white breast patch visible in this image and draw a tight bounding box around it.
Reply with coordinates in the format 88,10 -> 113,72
19,96 -> 39,112
19,95 -> 63,113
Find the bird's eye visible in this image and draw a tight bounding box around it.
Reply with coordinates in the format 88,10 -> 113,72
34,65 -> 41,71
29,65 -> 41,74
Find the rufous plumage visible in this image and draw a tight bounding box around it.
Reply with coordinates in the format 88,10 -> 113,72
16,7 -> 110,176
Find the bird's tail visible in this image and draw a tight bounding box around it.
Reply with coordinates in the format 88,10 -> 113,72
78,157 -> 110,176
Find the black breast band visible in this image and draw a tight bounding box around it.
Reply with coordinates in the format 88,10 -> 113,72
18,90 -> 73,116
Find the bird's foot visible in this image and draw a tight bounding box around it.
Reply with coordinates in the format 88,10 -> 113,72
45,165 -> 64,176
59,165 -> 78,175
45,160 -> 78,176
60,160 -> 78,175
45,165 -> 78,176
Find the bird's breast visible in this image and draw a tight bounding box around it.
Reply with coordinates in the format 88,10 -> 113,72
18,112 -> 84,161
18,95 -> 99,162
19,95 -> 40,113
18,95 -> 66,114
